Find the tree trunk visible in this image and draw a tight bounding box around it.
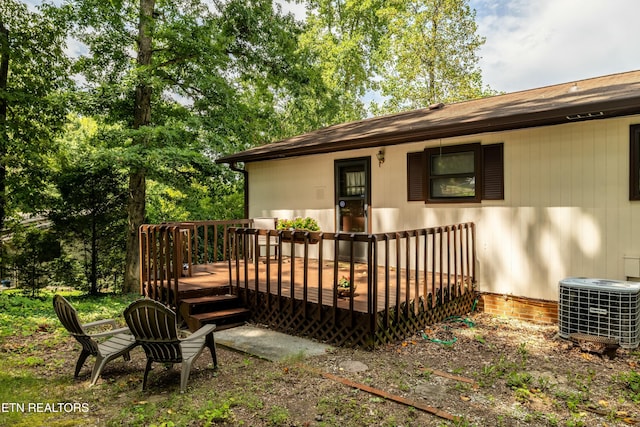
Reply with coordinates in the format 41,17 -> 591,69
0,22 -> 9,234
123,0 -> 155,293
90,210 -> 98,294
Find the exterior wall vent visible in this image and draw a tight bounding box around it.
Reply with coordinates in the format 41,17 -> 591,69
558,278 -> 640,349
566,111 -> 604,120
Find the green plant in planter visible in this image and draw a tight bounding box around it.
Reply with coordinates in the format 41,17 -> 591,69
277,217 -> 320,231
337,276 -> 356,296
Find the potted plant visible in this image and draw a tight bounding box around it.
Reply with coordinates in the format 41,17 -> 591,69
276,217 -> 320,232
337,276 -> 356,297
277,217 -> 320,243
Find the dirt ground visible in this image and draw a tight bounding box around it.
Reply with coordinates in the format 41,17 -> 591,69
7,312 -> 640,427
273,313 -> 640,426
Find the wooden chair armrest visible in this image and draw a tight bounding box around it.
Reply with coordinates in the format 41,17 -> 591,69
83,318 -> 118,330
88,326 -> 131,338
182,324 -> 216,342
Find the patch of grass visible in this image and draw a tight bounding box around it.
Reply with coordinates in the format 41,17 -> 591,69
568,369 -> 596,393
514,387 -> 531,403
198,400 -> 238,426
477,355 -> 516,387
316,394 -> 377,426
474,334 -> 486,344
397,380 -> 411,392
614,370 -> 640,403
536,374 -> 553,392
265,405 -> 289,426
561,391 -> 589,413
118,401 -> 162,426
281,350 -> 306,364
0,289 -> 137,338
506,371 -> 532,390
0,365 -> 85,427
516,342 -> 529,367
19,356 -> 45,367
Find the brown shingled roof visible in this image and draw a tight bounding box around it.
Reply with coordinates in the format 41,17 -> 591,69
216,70 -> 640,164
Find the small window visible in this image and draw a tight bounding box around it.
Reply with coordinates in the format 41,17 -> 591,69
407,143 -> 504,202
426,143 -> 481,202
631,125 -> 640,200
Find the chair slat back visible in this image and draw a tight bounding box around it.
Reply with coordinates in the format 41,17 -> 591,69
53,295 -> 99,355
53,295 -> 86,336
124,299 -> 181,362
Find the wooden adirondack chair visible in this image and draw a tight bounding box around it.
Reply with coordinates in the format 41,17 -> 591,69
123,299 -> 217,393
53,294 -> 137,386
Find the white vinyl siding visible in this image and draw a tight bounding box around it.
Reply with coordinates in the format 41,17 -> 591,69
247,115 -> 640,301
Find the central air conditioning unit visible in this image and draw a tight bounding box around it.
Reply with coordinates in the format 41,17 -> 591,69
558,277 -> 640,349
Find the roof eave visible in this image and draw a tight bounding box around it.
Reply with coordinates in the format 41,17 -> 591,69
216,96 -> 640,164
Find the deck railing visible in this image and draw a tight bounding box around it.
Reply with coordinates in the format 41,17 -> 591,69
230,223 -> 476,347
139,220 -> 476,346
139,219 -> 251,308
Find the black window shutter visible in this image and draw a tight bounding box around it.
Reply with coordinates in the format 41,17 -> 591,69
407,151 -> 425,201
482,144 -> 504,200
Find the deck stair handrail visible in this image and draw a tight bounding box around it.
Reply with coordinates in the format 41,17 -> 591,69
139,224 -> 183,309
161,219 -> 252,271
139,219 -> 251,310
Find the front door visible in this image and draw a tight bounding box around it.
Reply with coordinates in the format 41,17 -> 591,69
335,157 -> 370,234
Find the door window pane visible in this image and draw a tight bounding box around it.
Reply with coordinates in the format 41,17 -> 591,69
339,199 -> 366,232
345,171 -> 365,196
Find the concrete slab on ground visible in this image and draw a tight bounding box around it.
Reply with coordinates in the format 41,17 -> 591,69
214,325 -> 332,362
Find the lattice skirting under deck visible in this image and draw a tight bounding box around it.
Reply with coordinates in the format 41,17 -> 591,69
239,288 -> 477,349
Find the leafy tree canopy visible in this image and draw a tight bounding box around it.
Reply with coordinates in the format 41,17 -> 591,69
372,0 -> 495,114
0,0 -> 72,228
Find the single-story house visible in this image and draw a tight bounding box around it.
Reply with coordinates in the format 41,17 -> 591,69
217,70 -> 640,322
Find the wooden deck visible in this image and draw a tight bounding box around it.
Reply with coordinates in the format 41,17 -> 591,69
140,221 -> 477,348
175,258 -> 467,314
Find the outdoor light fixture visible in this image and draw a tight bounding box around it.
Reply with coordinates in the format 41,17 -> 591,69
376,149 -> 385,166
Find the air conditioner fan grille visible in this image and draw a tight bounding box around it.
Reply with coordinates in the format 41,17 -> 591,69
558,280 -> 640,349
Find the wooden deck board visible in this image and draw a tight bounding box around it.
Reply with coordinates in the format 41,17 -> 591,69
174,258 -> 468,314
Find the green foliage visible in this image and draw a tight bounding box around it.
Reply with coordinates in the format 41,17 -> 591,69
506,371 -> 532,390
371,0 -> 495,114
7,227 -> 62,297
69,0 -> 333,161
266,405 -> 290,426
299,0 -> 385,123
66,0 -> 339,291
477,355 -> 514,387
0,0 -> 72,227
276,217 -> 320,231
0,289 -> 136,337
198,400 -> 237,425
615,370 -> 640,403
300,0 -> 496,117
50,123 -> 128,294
146,177 -> 244,224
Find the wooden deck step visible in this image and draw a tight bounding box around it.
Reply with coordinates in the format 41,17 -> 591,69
177,285 -> 231,300
179,293 -> 251,332
180,294 -> 239,315
188,307 -> 251,331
